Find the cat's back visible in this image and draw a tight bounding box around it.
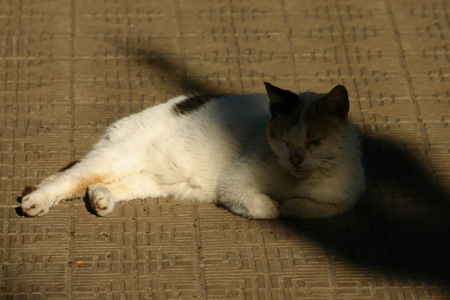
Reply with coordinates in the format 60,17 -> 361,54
173,93 -> 271,137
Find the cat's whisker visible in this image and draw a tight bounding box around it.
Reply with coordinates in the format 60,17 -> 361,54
262,159 -> 279,168
262,160 -> 283,174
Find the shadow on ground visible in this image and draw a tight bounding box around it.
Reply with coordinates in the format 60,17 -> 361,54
283,137 -> 450,285
125,46 -> 229,96
123,46 -> 450,286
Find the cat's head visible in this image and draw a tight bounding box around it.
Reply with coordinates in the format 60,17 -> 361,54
264,82 -> 351,178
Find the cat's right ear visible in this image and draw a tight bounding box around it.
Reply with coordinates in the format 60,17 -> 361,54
264,82 -> 299,116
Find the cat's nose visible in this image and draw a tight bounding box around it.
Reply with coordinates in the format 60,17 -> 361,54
289,154 -> 303,167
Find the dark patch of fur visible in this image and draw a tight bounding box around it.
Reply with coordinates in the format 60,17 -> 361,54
21,185 -> 37,197
59,160 -> 80,172
267,96 -> 304,138
270,98 -> 299,116
265,82 -> 300,116
267,85 -> 349,140
172,94 -> 218,116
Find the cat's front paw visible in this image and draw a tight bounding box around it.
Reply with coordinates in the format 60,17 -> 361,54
21,192 -> 51,217
88,184 -> 115,217
246,194 -> 281,219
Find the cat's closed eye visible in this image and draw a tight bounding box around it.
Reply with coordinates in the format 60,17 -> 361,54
307,137 -> 323,148
268,133 -> 290,147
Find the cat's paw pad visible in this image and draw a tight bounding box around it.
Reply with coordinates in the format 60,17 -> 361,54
21,193 -> 50,217
88,184 -> 115,217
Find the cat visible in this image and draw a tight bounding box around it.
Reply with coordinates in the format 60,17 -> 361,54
20,82 -> 365,219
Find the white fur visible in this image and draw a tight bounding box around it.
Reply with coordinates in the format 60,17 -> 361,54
21,93 -> 365,219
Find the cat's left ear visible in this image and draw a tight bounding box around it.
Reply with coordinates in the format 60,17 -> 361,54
319,85 -> 349,121
264,82 -> 299,116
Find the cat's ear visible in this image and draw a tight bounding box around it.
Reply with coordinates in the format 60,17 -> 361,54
264,82 -> 299,116
319,85 -> 349,121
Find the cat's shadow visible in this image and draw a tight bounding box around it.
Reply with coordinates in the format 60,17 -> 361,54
125,47 -> 450,285
281,136 -> 450,285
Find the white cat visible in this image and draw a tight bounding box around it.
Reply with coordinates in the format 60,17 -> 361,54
20,83 -> 365,219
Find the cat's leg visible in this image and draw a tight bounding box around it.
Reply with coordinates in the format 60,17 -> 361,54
219,190 -> 280,219
21,163 -> 113,217
87,173 -> 167,216
218,186 -> 280,219
20,147 -> 142,216
280,198 -> 352,218
21,160 -> 81,197
218,163 -> 281,219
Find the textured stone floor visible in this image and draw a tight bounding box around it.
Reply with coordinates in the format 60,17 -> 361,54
1,0 -> 450,299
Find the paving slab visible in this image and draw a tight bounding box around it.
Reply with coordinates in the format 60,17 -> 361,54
1,0 -> 449,299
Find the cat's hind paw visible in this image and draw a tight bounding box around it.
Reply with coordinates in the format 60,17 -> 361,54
88,183 -> 115,217
21,193 -> 50,217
